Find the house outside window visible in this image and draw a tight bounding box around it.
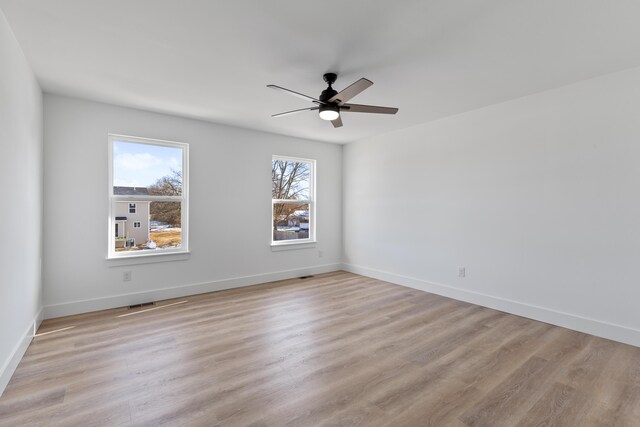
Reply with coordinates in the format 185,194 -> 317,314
272,156 -> 315,245
108,134 -> 189,258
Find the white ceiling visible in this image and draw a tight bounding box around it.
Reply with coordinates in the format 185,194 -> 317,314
2,0 -> 640,144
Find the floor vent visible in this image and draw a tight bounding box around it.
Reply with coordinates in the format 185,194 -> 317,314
128,302 -> 155,309
299,275 -> 314,279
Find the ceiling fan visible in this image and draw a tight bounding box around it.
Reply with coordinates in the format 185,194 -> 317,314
267,73 -> 398,128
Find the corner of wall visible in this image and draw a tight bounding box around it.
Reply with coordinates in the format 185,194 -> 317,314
0,309 -> 43,397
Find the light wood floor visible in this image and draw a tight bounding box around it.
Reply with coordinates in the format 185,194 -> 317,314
1,272 -> 639,426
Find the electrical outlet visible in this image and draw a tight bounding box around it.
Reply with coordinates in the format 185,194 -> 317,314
123,271 -> 132,282
458,266 -> 466,278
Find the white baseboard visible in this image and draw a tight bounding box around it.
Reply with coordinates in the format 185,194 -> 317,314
0,307 -> 43,397
342,263 -> 640,348
44,263 -> 342,319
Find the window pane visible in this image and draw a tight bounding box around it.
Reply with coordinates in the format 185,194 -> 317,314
272,160 -> 310,200
273,203 -> 310,241
112,201 -> 181,252
149,201 -> 182,249
113,140 -> 183,195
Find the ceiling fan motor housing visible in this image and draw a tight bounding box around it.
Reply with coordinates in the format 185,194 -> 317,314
320,73 -> 339,103
319,74 -> 340,120
319,87 -> 338,103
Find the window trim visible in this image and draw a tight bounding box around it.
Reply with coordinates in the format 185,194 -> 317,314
107,134 -> 189,259
129,203 -> 137,214
271,155 -> 316,247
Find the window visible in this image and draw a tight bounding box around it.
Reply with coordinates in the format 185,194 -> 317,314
108,134 -> 189,258
272,156 -> 315,245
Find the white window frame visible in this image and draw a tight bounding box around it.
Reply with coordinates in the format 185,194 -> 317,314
129,203 -> 137,214
271,155 -> 316,247
133,221 -> 141,228
108,134 -> 189,259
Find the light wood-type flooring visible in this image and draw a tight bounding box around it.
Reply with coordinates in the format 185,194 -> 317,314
1,271 -> 639,426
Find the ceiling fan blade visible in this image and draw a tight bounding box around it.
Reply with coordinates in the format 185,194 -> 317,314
328,78 -> 373,105
272,106 -> 319,118
267,85 -> 324,103
331,116 -> 343,128
341,103 -> 398,114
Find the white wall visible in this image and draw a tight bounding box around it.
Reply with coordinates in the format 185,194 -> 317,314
43,95 -> 342,317
0,10 -> 43,394
343,67 -> 640,346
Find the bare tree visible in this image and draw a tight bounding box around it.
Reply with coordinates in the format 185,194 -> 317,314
148,170 -> 182,226
149,170 -> 182,196
272,160 -> 309,200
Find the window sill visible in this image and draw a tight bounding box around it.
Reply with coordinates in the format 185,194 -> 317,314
271,241 -> 317,252
106,251 -> 190,267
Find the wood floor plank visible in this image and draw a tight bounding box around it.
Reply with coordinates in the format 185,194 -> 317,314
515,382 -> 577,426
459,355 -> 548,426
0,271 -> 638,426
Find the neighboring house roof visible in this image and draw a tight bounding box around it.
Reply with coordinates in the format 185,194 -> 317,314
114,186 -> 149,195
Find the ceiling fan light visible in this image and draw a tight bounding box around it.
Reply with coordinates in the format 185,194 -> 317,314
319,105 -> 339,121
